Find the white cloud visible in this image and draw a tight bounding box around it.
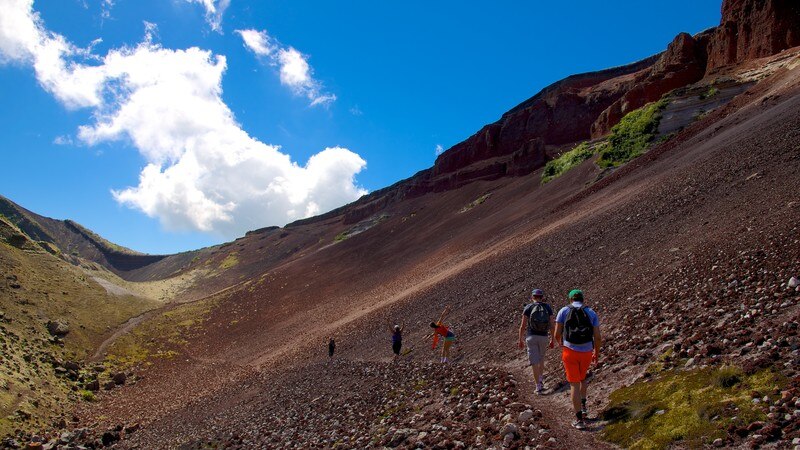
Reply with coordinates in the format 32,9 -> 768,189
101,0 -> 114,20
435,144 -> 444,156
236,28 -> 336,107
1,0 -> 367,238
53,135 -> 73,145
186,0 -> 230,33
0,0 -> 39,61
235,29 -> 273,56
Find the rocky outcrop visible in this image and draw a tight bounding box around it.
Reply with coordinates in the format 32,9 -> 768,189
429,0 -> 800,185
390,0 -> 799,197
706,0 -> 800,72
591,32 -> 709,137
432,56 -> 659,180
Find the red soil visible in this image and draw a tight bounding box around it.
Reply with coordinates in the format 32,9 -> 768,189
64,53 -> 800,449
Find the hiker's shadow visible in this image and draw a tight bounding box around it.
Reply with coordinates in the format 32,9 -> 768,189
582,417 -> 606,432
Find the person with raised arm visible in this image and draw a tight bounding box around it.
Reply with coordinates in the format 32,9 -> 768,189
424,306 -> 455,363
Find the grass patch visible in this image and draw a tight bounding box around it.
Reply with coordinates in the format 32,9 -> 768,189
106,298 -> 218,371
601,366 -> 785,449
541,142 -> 596,183
596,98 -> 669,168
459,193 -> 492,213
218,252 -> 239,270
79,390 -> 95,402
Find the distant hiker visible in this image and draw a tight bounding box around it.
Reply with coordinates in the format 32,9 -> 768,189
554,289 -> 602,430
425,306 -> 455,363
388,320 -> 406,361
518,288 -> 555,394
327,337 -> 336,361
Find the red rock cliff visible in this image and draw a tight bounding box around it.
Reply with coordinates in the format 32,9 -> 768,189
290,0 -> 800,227
707,0 -> 800,72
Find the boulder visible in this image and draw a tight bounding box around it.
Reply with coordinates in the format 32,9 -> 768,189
112,372 -> 127,385
46,320 -> 69,337
101,431 -> 119,446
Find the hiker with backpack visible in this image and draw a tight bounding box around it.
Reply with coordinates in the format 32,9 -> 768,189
387,319 -> 405,361
517,288 -> 555,394
424,306 -> 455,363
554,289 -> 602,430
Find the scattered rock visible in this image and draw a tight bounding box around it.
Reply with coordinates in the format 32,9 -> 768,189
112,372 -> 127,385
101,431 -> 120,446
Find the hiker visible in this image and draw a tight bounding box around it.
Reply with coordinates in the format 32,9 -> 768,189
518,288 -> 555,394
425,306 -> 455,363
327,337 -> 336,361
554,289 -> 601,430
388,319 -> 405,361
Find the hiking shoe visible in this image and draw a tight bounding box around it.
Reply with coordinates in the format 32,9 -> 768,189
535,382 -> 544,394
572,419 -> 587,430
581,406 -> 588,418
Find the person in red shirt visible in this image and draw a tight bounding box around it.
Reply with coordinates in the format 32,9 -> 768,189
424,306 -> 455,363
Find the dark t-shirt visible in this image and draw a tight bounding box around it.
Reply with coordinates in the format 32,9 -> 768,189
522,302 -> 553,336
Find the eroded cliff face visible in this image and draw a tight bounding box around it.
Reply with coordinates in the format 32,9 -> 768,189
590,32 -> 711,138
707,0 -> 800,72
293,0 -> 800,228
435,0 -> 800,173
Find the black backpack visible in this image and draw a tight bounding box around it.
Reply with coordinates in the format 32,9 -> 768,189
527,302 -> 551,336
564,306 -> 593,344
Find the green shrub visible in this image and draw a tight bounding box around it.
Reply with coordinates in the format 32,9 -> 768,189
699,86 -> 719,100
597,98 -> 669,168
541,142 -> 596,183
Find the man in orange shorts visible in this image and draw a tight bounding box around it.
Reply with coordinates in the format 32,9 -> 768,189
554,289 -> 602,430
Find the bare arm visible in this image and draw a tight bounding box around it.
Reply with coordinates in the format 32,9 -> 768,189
593,325 -> 602,362
554,323 -> 563,347
548,314 -> 556,345
518,315 -> 528,348
437,306 -> 451,324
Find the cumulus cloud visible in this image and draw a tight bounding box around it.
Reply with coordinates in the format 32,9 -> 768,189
186,0 -> 230,32
435,144 -> 444,156
236,28 -> 336,107
0,0 -> 367,238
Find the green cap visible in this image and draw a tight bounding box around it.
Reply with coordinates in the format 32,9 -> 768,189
568,289 -> 584,301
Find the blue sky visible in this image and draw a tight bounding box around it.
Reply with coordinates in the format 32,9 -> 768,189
0,0 -> 721,254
